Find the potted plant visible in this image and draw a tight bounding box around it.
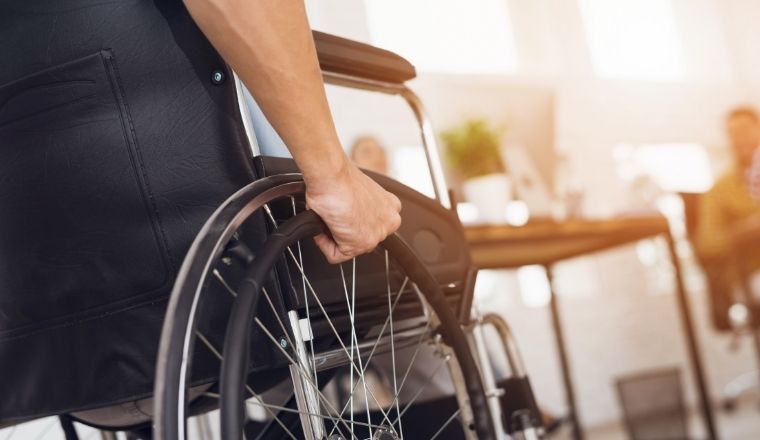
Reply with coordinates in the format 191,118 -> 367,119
441,118 -> 510,223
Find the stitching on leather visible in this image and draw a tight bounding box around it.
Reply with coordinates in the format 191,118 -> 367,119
0,50 -> 176,340
0,293 -> 169,342
0,92 -> 98,128
0,79 -> 95,113
103,49 -> 176,269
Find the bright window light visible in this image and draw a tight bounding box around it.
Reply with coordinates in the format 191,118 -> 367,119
579,0 -> 683,81
456,202 -> 480,224
517,265 -> 551,308
615,143 -> 714,193
364,0 -> 518,74
390,145 -> 436,198
505,200 -> 530,227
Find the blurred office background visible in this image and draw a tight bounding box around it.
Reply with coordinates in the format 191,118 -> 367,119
307,0 -> 760,438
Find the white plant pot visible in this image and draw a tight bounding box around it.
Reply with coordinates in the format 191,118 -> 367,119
462,173 -> 512,223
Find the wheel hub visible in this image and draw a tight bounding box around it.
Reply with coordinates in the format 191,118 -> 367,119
372,426 -> 399,440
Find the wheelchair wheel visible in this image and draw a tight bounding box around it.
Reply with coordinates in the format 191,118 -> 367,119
154,174 -> 495,440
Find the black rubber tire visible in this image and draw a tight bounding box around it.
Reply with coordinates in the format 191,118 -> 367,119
154,174 -> 304,440
154,176 -> 496,440
219,210 -> 495,440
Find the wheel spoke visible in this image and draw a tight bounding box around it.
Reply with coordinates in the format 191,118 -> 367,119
386,250 -> 402,437
265,203 -> 363,436
254,317 -> 357,437
214,270 -> 297,354
264,205 -> 356,379
349,259 -> 374,437
429,409 -> 462,440
291,197 -> 320,396
162,187 -> 486,440
327,275 -> 414,437
283,248 -> 399,425
264,203 -> 379,412
195,331 -> 299,440
230,207 -> 396,436
340,263 -> 357,437
393,354 -> 449,425
239,397 -> 389,432
212,269 -> 236,297
384,320 -> 433,423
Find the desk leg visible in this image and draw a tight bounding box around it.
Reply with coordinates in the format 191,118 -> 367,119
545,264 -> 583,440
666,233 -> 718,440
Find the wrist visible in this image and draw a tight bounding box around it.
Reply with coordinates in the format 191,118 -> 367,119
301,150 -> 351,190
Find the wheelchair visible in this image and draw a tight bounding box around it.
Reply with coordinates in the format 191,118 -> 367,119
0,22 -> 544,440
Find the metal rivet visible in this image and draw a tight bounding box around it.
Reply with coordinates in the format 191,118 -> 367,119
279,337 -> 288,348
211,69 -> 225,85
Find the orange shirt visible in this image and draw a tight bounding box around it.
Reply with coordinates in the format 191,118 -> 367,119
696,168 -> 760,266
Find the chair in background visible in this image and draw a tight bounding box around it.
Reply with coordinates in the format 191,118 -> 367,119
615,368 -> 688,440
680,192 -> 760,410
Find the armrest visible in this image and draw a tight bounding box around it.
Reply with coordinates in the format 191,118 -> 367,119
313,30 -> 416,84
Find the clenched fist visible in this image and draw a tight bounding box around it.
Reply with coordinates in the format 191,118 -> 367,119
305,161 -> 402,264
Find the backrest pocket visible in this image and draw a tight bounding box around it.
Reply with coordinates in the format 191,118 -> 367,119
0,50 -> 172,338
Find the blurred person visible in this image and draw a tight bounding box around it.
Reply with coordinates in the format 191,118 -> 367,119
696,106 -> 760,289
350,136 -> 389,175
749,145 -> 760,203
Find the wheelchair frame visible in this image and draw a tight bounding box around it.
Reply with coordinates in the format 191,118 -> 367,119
228,36 -> 531,439
0,30 -> 542,440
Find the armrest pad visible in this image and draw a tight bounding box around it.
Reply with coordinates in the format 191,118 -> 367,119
313,31 -> 416,84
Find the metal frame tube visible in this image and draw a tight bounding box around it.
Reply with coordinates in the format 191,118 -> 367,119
288,310 -> 325,439
470,318 -> 508,438
235,67 -> 452,209
481,313 -> 527,378
232,72 -> 262,157
398,87 -> 451,208
322,71 -> 451,209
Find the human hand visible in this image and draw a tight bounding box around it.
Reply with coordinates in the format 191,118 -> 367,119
305,160 -> 402,264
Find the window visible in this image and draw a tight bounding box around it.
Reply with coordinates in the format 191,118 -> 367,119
614,143 -> 714,193
517,265 -> 551,308
579,0 -> 683,81
363,0 -> 519,74
390,145 -> 436,198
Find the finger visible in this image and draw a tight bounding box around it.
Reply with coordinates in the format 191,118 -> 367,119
388,211 -> 402,234
314,233 -> 353,264
390,193 -> 402,212
313,233 -> 340,263
335,236 -> 377,260
378,212 -> 401,240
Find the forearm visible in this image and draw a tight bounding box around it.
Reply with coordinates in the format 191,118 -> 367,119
183,0 -> 348,185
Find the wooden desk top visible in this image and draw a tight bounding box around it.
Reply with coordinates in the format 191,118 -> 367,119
464,215 -> 669,269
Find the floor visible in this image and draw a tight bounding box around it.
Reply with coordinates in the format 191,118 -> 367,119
3,400 -> 759,439
548,398 -> 760,440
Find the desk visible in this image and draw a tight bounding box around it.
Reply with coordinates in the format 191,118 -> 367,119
465,216 -> 718,440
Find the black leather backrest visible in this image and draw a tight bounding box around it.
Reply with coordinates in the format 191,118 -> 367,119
0,0 -> 255,422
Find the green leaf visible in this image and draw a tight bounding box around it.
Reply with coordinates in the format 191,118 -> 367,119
440,118 -> 505,179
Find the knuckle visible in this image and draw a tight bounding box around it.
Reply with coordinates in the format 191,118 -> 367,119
391,213 -> 401,230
